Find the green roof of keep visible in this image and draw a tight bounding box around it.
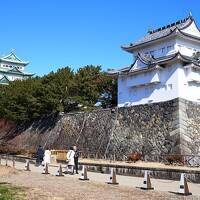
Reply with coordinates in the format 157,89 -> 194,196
0,76 -> 9,85
0,52 -> 29,65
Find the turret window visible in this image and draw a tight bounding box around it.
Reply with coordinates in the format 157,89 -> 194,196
168,84 -> 173,90
162,47 -> 165,53
150,50 -> 154,56
167,46 -> 172,52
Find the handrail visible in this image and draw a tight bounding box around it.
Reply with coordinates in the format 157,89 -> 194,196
1,153 -> 200,167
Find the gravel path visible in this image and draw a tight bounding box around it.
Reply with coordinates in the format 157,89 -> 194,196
0,166 -> 199,200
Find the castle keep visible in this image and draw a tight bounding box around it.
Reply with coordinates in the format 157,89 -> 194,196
0,51 -> 33,84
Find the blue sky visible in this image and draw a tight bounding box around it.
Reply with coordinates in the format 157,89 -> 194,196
0,0 -> 200,76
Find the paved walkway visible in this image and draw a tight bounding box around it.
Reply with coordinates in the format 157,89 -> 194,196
1,159 -> 200,197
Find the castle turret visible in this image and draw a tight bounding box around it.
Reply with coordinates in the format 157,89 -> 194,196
108,14 -> 200,107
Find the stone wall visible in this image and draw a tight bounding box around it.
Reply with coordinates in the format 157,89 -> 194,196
179,99 -> 200,155
0,98 -> 180,158
1,98 -> 200,159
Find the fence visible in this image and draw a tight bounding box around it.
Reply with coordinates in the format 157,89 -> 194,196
1,152 -> 200,167
79,152 -> 200,167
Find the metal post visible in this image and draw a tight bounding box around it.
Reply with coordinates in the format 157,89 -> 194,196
5,154 -> 8,166
109,155 -> 112,163
123,155 -> 126,162
12,157 -> 15,168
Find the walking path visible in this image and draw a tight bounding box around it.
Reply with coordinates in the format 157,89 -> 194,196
0,158 -> 200,198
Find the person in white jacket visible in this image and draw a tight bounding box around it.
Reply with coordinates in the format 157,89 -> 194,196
66,146 -> 75,174
43,147 -> 51,165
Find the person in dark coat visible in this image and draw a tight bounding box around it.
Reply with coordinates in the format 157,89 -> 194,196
73,145 -> 79,174
36,145 -> 44,166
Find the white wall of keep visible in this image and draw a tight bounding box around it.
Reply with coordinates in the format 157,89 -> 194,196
134,38 -> 200,62
185,82 -> 200,102
0,72 -> 23,81
7,74 -> 23,81
175,38 -> 200,56
133,39 -> 176,61
0,61 -> 25,71
118,63 -> 200,107
118,63 -> 180,107
177,66 -> 200,102
132,37 -> 200,64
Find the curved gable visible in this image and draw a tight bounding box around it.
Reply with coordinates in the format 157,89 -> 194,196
129,58 -> 148,71
181,21 -> 200,38
0,75 -> 10,84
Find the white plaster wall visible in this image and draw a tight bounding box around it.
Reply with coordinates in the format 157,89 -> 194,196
127,70 -> 160,87
118,63 -> 180,107
133,39 -> 176,61
118,63 -> 200,107
186,82 -> 200,102
0,61 -> 25,71
175,38 -> 200,56
178,66 -> 200,102
0,63 -> 8,69
7,74 -> 23,81
0,72 -> 24,82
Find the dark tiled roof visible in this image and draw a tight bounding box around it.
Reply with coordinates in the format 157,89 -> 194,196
108,52 -> 200,75
122,16 -> 194,50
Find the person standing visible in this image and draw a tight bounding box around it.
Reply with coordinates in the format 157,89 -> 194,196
36,145 -> 44,166
66,146 -> 75,174
73,145 -> 79,174
43,147 -> 51,165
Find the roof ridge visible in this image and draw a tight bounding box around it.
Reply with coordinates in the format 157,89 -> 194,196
0,51 -> 29,65
2,52 -> 22,62
0,75 -> 10,82
121,15 -> 199,51
148,15 -> 193,34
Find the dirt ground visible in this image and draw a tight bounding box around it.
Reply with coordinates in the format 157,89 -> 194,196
0,165 -> 17,176
0,166 -> 198,200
